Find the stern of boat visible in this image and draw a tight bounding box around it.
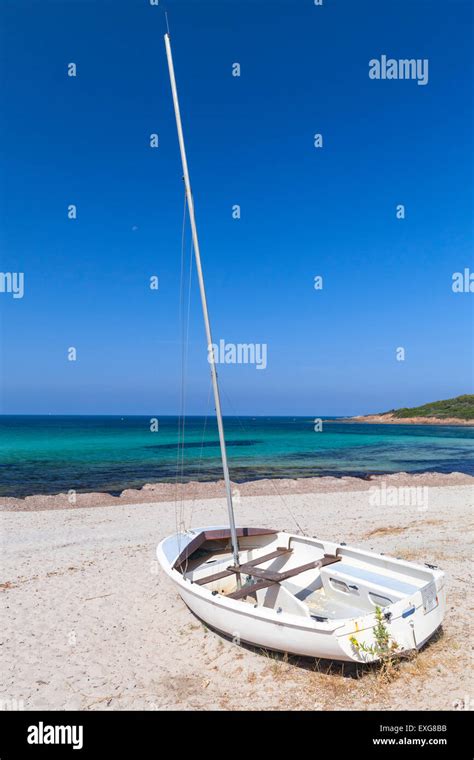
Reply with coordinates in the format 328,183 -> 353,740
336,572 -> 446,663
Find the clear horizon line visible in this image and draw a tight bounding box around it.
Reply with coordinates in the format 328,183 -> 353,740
0,413 -> 350,418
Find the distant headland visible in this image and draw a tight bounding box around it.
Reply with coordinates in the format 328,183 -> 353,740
351,394 -> 474,426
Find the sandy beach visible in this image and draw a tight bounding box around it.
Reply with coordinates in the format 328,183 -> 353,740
1,472 -> 472,711
350,415 -> 474,426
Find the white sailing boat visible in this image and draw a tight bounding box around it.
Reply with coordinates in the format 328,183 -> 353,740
157,33 -> 446,662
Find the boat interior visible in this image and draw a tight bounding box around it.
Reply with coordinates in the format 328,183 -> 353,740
174,528 -> 435,622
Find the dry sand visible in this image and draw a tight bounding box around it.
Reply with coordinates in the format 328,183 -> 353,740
1,474 -> 473,711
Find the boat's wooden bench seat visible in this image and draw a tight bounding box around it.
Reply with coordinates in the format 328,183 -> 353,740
193,546 -> 292,587
226,554 -> 341,601
193,545 -> 342,601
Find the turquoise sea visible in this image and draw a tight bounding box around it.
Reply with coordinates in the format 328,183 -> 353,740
0,415 -> 473,497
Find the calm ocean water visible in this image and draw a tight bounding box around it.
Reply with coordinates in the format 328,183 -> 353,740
0,415 -> 473,497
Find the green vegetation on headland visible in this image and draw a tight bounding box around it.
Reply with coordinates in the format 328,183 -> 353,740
383,395 -> 474,421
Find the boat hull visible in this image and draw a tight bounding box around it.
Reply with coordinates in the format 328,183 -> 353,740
157,529 -> 446,663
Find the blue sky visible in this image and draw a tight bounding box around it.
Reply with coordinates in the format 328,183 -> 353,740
0,0 -> 472,416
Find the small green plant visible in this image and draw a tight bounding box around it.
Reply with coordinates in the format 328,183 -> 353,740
350,606 -> 401,680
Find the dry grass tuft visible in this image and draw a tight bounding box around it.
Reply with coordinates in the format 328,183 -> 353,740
363,525 -> 407,539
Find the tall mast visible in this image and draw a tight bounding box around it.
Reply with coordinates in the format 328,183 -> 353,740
164,33 -> 240,569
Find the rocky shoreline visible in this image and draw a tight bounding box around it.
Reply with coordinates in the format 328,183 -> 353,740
1,470 -> 472,511
349,414 -> 474,426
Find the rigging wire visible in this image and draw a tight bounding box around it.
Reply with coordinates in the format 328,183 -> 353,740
187,377 -> 213,529
177,230 -> 194,532
175,189 -> 196,541
220,387 -> 306,536
174,201 -> 305,538
182,377 -> 213,579
174,189 -> 188,544
174,191 -> 305,540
